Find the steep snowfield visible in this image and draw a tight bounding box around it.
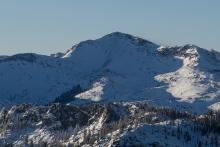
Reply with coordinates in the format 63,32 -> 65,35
0,32 -> 220,113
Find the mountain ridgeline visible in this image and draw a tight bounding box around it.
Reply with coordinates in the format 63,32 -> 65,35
0,32 -> 220,113
1,32 -> 220,146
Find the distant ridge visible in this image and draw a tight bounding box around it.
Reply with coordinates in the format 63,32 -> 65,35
0,32 -> 219,113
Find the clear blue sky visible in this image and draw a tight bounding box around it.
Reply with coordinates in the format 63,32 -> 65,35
0,0 -> 219,55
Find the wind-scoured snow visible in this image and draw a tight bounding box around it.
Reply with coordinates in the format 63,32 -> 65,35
0,32 -> 220,113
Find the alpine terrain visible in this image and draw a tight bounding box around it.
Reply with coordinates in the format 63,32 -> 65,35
0,32 -> 220,146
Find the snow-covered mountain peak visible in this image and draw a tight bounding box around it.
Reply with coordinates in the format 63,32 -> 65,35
100,31 -> 155,45
1,33 -> 220,146
0,33 -> 220,113
63,32 -> 157,58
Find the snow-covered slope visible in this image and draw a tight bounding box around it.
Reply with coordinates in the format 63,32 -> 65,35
0,32 -> 220,113
1,103 -> 219,146
0,53 -> 79,106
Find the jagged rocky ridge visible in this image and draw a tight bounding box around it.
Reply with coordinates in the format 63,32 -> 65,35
0,103 -> 220,146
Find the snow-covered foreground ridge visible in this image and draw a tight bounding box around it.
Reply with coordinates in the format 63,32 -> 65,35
0,32 -> 220,113
0,103 -> 220,146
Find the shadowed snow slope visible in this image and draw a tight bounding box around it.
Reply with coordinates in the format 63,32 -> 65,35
0,32 -> 220,113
